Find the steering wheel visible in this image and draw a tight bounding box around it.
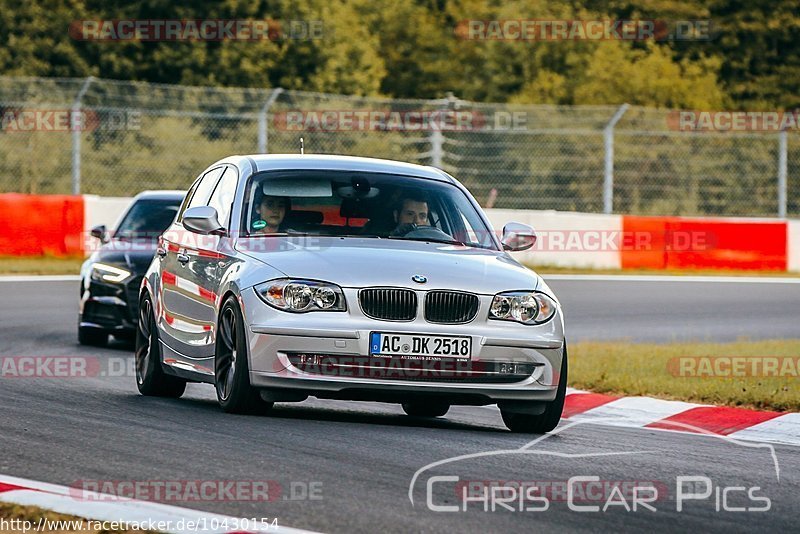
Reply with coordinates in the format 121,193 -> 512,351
401,225 -> 453,240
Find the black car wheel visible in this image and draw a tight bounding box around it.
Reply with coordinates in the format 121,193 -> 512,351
134,294 -> 186,398
215,297 -> 273,414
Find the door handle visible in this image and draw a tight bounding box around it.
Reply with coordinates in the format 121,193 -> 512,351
177,253 -> 190,265
156,247 -> 167,258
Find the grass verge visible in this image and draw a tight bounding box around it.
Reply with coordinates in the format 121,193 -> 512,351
570,339 -> 800,412
0,256 -> 84,275
0,502 -> 158,533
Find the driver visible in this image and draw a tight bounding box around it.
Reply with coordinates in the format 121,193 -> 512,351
390,192 -> 429,236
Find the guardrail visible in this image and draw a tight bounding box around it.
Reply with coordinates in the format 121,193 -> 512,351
2,194 -> 798,272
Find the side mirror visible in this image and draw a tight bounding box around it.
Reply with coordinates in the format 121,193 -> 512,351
501,222 -> 537,252
90,225 -> 108,243
183,206 -> 225,235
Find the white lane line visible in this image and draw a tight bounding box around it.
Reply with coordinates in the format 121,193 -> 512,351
0,474 -> 319,534
541,274 -> 800,283
0,275 -> 80,282
727,413 -> 800,447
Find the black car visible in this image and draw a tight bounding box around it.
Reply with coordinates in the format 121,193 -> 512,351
78,191 -> 185,346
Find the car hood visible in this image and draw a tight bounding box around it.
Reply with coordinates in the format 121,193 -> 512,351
236,237 -> 541,294
91,239 -> 158,273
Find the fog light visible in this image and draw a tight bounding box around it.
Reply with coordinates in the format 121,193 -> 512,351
493,362 -> 535,376
298,353 -> 322,365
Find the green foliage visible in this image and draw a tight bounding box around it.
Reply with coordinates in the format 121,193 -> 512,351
0,1 -> 797,217
0,0 -> 796,108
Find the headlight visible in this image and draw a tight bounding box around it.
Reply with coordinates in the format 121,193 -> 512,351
91,262 -> 131,283
256,279 -> 346,312
489,291 -> 557,325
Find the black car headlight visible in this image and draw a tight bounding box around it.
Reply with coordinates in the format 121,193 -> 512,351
489,291 -> 557,325
90,262 -> 132,283
256,279 -> 346,312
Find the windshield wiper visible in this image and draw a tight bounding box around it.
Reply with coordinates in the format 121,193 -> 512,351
281,230 -> 384,239
387,235 -> 470,247
242,232 -> 291,237
337,233 -> 382,238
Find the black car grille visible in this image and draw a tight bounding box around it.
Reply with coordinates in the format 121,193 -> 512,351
424,291 -> 479,324
359,288 -> 417,321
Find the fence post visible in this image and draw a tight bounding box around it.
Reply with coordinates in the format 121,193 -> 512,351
603,103 -> 629,214
429,92 -> 459,169
778,129 -> 788,218
71,76 -> 94,195
430,129 -> 443,168
258,87 -> 284,153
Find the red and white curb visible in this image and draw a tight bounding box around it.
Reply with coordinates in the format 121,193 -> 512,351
0,474 -> 318,534
559,387 -> 800,446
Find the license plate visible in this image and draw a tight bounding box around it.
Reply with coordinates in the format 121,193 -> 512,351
369,332 -> 472,360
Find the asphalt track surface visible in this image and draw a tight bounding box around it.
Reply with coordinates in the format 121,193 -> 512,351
1,278 -> 799,533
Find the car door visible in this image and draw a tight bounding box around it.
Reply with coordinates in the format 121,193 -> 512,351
187,165 -> 240,369
159,166 -> 225,374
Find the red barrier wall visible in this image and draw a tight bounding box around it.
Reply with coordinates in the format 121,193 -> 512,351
622,216 -> 788,271
0,194 -> 85,256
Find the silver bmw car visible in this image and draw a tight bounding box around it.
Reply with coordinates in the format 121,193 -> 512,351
135,154 -> 567,433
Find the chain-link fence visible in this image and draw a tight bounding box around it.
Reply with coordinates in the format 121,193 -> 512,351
0,76 -> 797,217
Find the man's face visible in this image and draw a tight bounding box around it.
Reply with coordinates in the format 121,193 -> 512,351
396,199 -> 428,225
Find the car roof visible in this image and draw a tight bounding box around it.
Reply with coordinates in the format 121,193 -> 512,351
132,190 -> 186,201
231,154 -> 454,183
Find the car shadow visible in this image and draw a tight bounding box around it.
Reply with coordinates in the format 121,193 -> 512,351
133,391 -> 512,434
73,337 -> 134,353
267,403 -> 503,433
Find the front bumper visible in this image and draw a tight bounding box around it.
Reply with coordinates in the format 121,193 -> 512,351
79,275 -> 143,335
240,287 -> 565,405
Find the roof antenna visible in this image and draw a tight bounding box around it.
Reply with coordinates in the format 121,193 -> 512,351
300,137 -> 304,155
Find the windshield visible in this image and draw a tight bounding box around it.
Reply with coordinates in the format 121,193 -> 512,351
114,198 -> 181,239
241,171 -> 497,250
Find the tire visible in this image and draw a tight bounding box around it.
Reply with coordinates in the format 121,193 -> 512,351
78,325 -> 108,347
134,294 -> 186,398
501,343 -> 568,434
215,297 -> 273,414
402,401 -> 450,418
